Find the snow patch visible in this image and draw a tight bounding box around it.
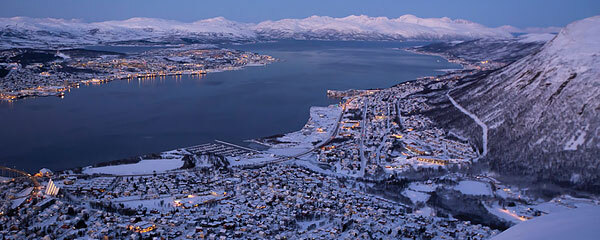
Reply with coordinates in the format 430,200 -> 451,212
453,180 -> 492,196
402,189 -> 430,204
564,126 -> 587,151
82,159 -> 183,175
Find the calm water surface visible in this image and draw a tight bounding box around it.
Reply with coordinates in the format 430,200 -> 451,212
0,41 -> 460,172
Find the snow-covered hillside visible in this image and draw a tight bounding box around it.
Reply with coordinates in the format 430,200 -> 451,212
412,37 -> 548,66
0,15 -> 514,48
449,16 -> 600,191
491,206 -> 600,240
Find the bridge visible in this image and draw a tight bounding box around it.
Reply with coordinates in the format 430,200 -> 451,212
0,166 -> 40,210
0,166 -> 39,188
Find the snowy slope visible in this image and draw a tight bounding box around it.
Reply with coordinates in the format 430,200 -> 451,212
449,16 -> 600,191
496,25 -> 562,34
517,33 -> 556,43
491,206 -> 600,240
0,15 -> 513,48
413,37 -> 547,65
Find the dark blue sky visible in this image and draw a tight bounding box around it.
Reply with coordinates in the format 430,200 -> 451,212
1,0 -> 598,27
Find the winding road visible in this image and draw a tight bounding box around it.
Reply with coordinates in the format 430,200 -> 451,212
446,92 -> 489,158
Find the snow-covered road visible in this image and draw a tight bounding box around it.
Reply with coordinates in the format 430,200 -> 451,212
359,99 -> 369,177
446,92 -> 489,158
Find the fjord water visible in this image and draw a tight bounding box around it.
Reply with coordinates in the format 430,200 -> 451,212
0,41 -> 460,172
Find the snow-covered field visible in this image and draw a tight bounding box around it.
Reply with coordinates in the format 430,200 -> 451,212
227,154 -> 278,167
402,189 -> 430,204
82,158 -> 183,175
408,182 -> 438,193
118,197 -> 175,211
453,180 -> 492,196
81,149 -> 189,175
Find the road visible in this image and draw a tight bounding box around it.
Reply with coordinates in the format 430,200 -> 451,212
359,98 -> 369,177
374,103 -> 392,166
446,92 -> 488,158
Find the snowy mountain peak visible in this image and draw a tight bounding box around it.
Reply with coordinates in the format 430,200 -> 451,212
252,14 -> 512,40
0,14 -> 514,48
543,16 -> 600,59
201,16 -> 228,22
397,14 -> 420,22
194,16 -> 241,25
341,15 -> 389,21
496,25 -> 523,33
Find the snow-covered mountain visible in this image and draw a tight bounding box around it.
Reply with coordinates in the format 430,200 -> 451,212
0,15 -> 513,48
253,15 -> 512,40
0,16 -> 255,48
450,16 -> 600,191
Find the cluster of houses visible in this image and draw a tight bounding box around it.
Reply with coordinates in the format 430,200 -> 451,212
0,162 -> 503,239
0,47 -> 275,101
317,78 -> 480,178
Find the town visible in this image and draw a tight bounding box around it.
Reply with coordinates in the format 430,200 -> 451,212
2,37 -> 599,240
320,83 -> 478,179
0,46 -> 275,100
2,162 -> 501,239
3,63 -> 598,239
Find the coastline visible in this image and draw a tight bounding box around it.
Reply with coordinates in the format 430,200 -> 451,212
3,43 -> 465,175
52,46 -> 463,174
404,48 -> 474,70
0,61 -> 274,102
12,39 -> 599,239
68,48 -> 463,175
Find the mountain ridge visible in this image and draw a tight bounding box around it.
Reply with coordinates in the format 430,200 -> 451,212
0,14 -> 517,48
449,16 -> 600,191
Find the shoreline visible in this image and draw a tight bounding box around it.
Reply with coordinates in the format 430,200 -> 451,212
0,62 -> 273,102
404,48 -> 474,70
14,45 -> 462,175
